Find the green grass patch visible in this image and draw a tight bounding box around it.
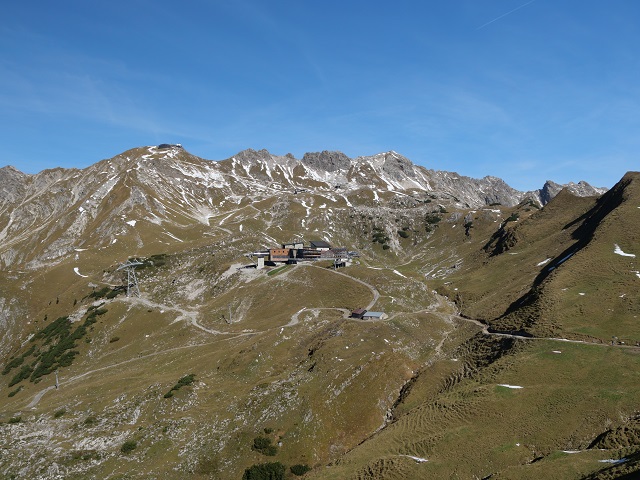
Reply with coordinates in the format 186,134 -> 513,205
267,265 -> 289,276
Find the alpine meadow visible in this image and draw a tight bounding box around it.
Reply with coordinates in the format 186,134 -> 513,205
0,145 -> 638,479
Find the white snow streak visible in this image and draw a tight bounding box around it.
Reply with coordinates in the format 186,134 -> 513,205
400,455 -> 428,463
614,244 -> 635,257
164,231 -> 184,242
73,267 -> 88,278
393,269 -> 407,278
498,384 -> 523,389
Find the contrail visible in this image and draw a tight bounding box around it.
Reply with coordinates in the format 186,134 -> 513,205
476,0 -> 537,30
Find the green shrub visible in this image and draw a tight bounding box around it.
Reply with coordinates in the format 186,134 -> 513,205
253,436 -> 278,456
106,289 -> 120,299
382,245 -> 391,250
290,464 -> 311,476
425,213 -> 441,225
83,416 -> 97,425
109,336 -> 120,343
372,232 -> 389,244
2,356 -> 25,376
398,230 -> 410,238
242,462 -> 285,480
9,365 -> 33,387
8,416 -> 21,424
54,409 -> 66,418
164,373 -> 196,398
88,287 -> 111,300
120,440 -> 137,454
7,386 -> 22,397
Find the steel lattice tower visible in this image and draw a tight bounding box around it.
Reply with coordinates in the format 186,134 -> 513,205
116,260 -> 144,297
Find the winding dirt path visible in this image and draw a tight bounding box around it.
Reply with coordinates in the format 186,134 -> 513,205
305,263 -> 380,310
25,264 -> 636,411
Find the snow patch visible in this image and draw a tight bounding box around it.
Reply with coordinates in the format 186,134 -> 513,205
393,270 -> 407,278
73,267 -> 88,278
400,455 -> 428,463
537,258 -> 551,266
164,231 -> 184,242
126,220 -> 137,227
498,384 -> 523,389
599,458 -> 627,464
614,244 -> 635,257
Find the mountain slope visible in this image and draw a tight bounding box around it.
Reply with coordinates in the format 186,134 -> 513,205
0,145 -> 635,480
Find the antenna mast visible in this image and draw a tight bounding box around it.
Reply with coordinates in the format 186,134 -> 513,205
116,260 -> 144,297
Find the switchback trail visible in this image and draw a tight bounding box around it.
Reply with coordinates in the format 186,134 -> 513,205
305,263 -> 380,310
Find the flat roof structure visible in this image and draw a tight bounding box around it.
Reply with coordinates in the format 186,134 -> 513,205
362,311 -> 386,319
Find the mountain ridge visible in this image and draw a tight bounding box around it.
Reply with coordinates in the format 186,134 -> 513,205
0,144 -> 639,479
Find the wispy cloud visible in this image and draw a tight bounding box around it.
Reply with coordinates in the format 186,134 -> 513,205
476,0 -> 537,30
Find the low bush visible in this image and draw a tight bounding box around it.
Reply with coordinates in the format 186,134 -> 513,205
2,356 -> 24,375
7,386 -> 22,397
9,365 -> 33,387
120,440 -> 137,454
164,374 -> 196,398
253,436 -> 278,456
290,464 -> 311,476
83,416 -> 97,426
505,212 -> 520,223
242,462 -> 285,480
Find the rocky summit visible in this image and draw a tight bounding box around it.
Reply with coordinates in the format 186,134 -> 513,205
0,145 -> 636,480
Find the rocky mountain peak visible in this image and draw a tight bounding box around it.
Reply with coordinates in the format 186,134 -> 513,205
301,150 -> 351,172
538,179 -> 606,205
381,151 -> 417,180
233,148 -> 273,164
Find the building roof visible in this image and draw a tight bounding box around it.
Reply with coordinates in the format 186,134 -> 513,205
351,308 -> 367,315
310,240 -> 331,249
363,311 -> 385,318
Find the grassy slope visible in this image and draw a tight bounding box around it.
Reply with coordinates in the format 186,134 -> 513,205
0,252 -> 450,479
2,172 -> 640,479
310,338 -> 640,480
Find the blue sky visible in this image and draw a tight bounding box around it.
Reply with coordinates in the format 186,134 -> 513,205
1,1 -> 638,190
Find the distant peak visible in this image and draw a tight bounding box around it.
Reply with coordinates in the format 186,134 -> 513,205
301,151 -> 351,172
233,148 -> 273,163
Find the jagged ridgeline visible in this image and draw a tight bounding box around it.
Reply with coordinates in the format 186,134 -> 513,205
0,144 -> 637,480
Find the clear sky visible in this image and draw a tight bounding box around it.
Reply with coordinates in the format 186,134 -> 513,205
1,1 -> 638,191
